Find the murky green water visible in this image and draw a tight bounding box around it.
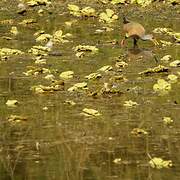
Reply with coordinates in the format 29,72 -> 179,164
0,0 -> 180,179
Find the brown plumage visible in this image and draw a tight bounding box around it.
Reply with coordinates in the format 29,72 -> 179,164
121,17 -> 158,47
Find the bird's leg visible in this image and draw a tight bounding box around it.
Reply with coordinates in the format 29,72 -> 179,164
133,38 -> 138,48
120,36 -> 127,47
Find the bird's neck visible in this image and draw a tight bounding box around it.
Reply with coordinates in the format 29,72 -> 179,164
123,17 -> 130,24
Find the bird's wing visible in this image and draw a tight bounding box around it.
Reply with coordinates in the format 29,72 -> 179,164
123,22 -> 145,38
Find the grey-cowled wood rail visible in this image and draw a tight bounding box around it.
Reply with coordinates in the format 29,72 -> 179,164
121,17 -> 158,48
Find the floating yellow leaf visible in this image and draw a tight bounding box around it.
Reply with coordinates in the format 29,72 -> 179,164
82,108 -> 101,117
131,128 -> 148,136
124,100 -> 138,107
36,34 -> 52,43
163,117 -> 173,125
68,82 -> 88,92
169,60 -> 180,67
98,65 -> 113,72
59,71 -> 74,80
6,100 -> 19,107
113,158 -> 122,164
153,79 -> 171,95
74,45 -> 98,53
44,74 -> 55,81
167,74 -> 178,83
160,55 -> 172,62
149,157 -> 173,169
10,26 -> 18,36
85,72 -> 102,80
8,115 -> 27,123
81,7 -> 96,17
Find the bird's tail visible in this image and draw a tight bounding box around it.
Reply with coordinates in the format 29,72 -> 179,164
123,16 -> 130,24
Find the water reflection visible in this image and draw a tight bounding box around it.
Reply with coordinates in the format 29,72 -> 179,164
126,48 -> 157,62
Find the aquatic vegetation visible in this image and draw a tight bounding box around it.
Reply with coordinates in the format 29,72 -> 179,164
149,157 -> 173,169
68,4 -> 96,17
99,9 -> 118,23
139,65 -> 169,75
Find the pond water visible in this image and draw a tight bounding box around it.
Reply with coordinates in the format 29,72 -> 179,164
0,0 -> 180,180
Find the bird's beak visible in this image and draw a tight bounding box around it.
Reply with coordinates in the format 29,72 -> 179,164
151,38 -> 159,46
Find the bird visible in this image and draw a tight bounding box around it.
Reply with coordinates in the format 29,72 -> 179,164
120,17 -> 158,48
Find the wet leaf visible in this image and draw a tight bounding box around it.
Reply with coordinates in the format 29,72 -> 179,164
98,65 -> 113,72
131,128 -> 148,136
123,100 -> 138,107
153,79 -> 171,95
59,71 -> 74,80
149,157 -> 173,169
167,74 -> 178,83
6,100 -> 19,107
169,60 -> 180,67
82,108 -> 101,117
85,72 -> 102,80
163,117 -> 173,125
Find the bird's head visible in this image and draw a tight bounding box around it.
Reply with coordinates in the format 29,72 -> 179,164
142,34 -> 159,46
